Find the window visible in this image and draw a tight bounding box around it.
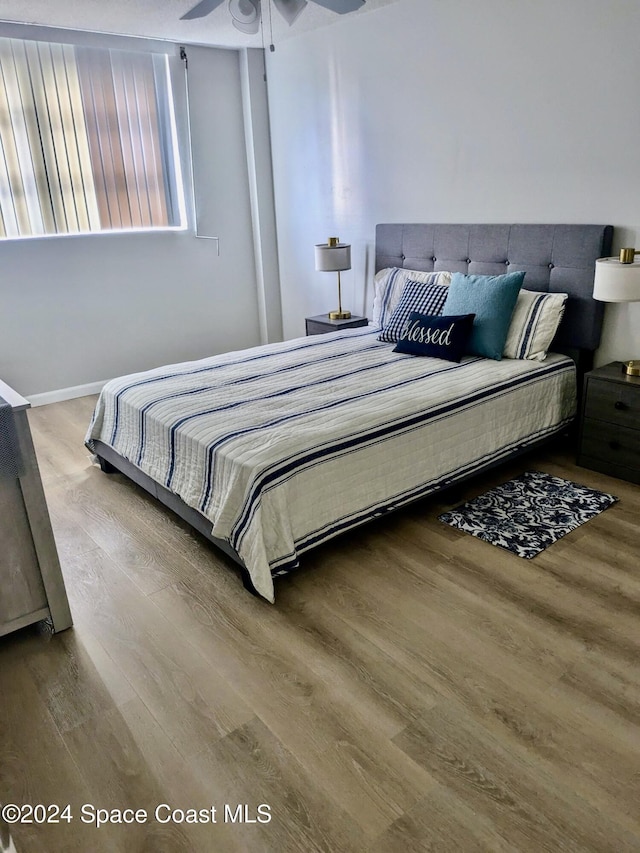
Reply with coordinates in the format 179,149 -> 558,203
0,36 -> 184,239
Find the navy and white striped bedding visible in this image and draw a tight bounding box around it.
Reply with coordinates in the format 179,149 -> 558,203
86,327 -> 576,602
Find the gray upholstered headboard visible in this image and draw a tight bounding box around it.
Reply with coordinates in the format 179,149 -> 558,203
375,223 -> 613,356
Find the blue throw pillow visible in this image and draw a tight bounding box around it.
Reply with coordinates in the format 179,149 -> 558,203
442,271 -> 525,360
393,312 -> 476,362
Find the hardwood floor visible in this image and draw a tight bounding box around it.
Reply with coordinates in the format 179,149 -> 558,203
1,395 -> 639,852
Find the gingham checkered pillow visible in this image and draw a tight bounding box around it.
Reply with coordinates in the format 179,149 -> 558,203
373,268 -> 451,328
378,277 -> 450,342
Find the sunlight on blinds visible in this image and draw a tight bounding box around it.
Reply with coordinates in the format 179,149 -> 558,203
0,36 -> 182,239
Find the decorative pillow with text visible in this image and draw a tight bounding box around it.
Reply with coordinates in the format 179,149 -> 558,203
393,312 -> 476,362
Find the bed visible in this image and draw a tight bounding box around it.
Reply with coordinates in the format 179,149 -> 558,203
86,223 -> 613,601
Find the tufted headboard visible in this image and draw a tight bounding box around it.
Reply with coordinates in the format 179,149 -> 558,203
375,223 -> 613,361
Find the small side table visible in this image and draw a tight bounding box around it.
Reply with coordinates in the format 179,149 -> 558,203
577,361 -> 640,484
305,314 -> 368,336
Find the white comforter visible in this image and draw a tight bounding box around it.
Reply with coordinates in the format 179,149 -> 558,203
86,328 -> 576,601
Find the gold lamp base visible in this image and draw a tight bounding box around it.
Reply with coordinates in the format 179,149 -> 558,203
623,360 -> 640,376
329,310 -> 351,320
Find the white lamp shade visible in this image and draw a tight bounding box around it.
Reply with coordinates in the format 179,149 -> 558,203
315,242 -> 351,272
593,257 -> 640,302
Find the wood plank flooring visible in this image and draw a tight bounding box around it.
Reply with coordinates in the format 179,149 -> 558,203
1,394 -> 639,852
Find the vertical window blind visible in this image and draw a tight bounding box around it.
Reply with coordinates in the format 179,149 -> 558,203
0,36 -> 183,239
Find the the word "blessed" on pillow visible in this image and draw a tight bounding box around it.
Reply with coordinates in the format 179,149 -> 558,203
393,312 -> 475,362
404,318 -> 457,346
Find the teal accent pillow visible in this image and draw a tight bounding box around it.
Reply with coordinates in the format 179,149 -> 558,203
442,271 -> 525,359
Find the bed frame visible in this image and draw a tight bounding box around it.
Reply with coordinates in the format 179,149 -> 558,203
94,223 -> 613,595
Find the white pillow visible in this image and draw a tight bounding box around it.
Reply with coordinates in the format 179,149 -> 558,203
503,290 -> 568,361
372,267 -> 452,328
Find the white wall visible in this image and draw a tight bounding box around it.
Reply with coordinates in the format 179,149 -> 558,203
0,39 -> 266,399
265,0 -> 640,365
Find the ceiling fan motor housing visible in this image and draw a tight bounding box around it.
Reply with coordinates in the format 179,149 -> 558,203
229,0 -> 260,24
180,0 -> 365,26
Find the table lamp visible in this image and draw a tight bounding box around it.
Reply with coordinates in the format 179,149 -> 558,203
315,237 -> 351,320
594,248 -> 640,376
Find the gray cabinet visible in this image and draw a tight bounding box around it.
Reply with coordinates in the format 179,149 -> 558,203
0,380 -> 72,636
577,363 -> 640,484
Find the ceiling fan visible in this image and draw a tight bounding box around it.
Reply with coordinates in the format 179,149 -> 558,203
181,0 -> 366,34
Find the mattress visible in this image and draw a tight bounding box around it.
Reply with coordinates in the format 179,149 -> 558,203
86,327 -> 577,601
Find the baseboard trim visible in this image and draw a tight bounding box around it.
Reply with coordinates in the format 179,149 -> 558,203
27,380 -> 107,407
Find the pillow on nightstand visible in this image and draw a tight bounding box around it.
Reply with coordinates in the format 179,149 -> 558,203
442,271 -> 525,360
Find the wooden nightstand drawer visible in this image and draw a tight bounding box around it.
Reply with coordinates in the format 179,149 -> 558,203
584,378 -> 640,428
580,417 -> 640,472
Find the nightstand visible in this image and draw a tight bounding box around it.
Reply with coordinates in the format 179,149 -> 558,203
577,362 -> 640,484
305,314 -> 368,336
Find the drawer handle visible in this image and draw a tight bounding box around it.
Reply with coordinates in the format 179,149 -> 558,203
614,400 -> 628,411
609,440 -> 621,451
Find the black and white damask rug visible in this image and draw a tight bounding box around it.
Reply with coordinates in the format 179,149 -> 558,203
438,471 -> 618,559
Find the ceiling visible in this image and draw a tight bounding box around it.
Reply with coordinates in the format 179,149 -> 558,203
0,0 -> 401,49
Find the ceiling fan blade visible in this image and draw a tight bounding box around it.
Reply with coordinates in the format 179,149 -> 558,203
230,0 -> 261,34
273,0 -> 308,26
180,0 -> 226,20
310,0 -> 365,13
